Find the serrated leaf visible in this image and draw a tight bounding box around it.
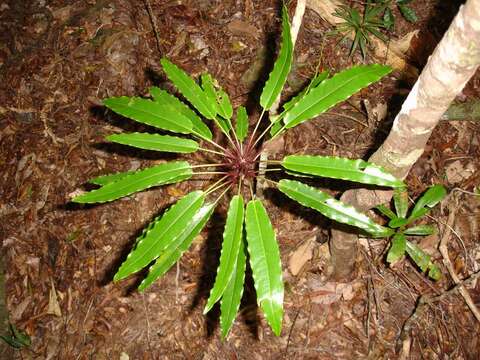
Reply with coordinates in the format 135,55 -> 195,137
375,204 -> 397,220
220,238 -> 246,339
235,106 -> 248,142
104,96 -> 193,134
161,58 -> 217,119
245,199 -> 284,336
260,5 -> 293,110
201,73 -> 218,109
283,65 -> 391,129
398,4 -> 417,22
205,195 -> 245,314
405,240 -> 430,272
393,187 -> 409,219
387,233 -> 406,263
150,87 -> 213,140
280,71 -> 330,117
408,185 -> 447,223
138,202 -> 215,291
88,170 -> 135,186
404,225 -> 435,236
278,179 -> 393,237
73,161 -> 192,203
282,155 -> 405,188
107,133 -> 199,153
388,217 -> 408,228
114,191 -> 205,281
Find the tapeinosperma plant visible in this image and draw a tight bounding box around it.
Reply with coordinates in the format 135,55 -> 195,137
73,6 -> 404,338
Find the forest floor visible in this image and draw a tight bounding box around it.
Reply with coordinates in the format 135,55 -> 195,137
0,0 -> 479,359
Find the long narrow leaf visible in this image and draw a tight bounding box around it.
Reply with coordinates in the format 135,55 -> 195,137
161,58 -> 217,119
107,133 -> 199,153
405,240 -> 431,272
245,200 -> 283,336
387,233 -> 406,263
259,5 -> 293,110
138,203 -> 215,291
104,97 -> 193,134
204,195 -> 245,313
404,225 -> 435,236
220,239 -> 246,339
88,170 -> 135,186
282,155 -> 404,188
408,185 -> 447,223
235,106 -> 248,142
150,87 -> 213,140
114,191 -> 205,281
393,188 -> 409,219
278,179 -> 393,237
375,204 -> 397,220
283,65 -> 391,128
73,161 -> 192,203
217,89 -> 233,120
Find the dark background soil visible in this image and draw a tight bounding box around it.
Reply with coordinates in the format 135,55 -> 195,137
0,0 -> 479,359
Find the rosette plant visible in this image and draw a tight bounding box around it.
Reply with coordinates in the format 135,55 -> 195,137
73,6 -> 404,337
376,185 -> 446,280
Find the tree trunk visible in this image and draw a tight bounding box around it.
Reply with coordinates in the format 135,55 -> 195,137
330,0 -> 480,280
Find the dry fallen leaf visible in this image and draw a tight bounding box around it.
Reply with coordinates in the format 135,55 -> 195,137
227,19 -> 259,39
288,236 -> 316,276
47,279 -> 62,317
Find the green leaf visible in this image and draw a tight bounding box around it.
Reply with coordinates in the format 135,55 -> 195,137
278,179 -> 393,237
161,58 -> 217,119
383,7 -> 394,29
216,117 -> 232,134
282,155 -> 405,188
428,264 -> 441,281
204,195 -> 245,314
280,71 -> 330,117
0,324 -> 31,349
201,73 -> 218,108
217,88 -> 233,120
282,65 -> 391,129
405,240 -> 435,274
104,96 -> 193,134
408,185 -> 447,223
269,121 -> 283,137
88,170 -> 135,186
114,191 -> 205,281
387,233 -> 406,263
375,204 -> 397,220
393,187 -> 409,219
150,87 -> 213,140
220,238 -> 246,339
235,106 -> 248,142
138,202 -> 215,291
404,225 -> 435,236
107,133 -> 199,153
245,199 -> 284,336
388,217 -> 408,228
260,5 -> 293,110
398,4 -> 417,22
73,161 -> 192,203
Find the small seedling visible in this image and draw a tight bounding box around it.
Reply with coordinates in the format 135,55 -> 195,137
332,2 -> 388,59
0,323 -> 31,349
73,6 -> 403,338
373,0 -> 418,29
376,185 -> 447,280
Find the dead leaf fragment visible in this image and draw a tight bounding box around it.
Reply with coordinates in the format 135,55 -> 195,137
227,19 -> 259,39
47,279 -> 62,317
289,237 -> 316,276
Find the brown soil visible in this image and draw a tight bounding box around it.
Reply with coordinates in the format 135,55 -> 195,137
1,0 -> 479,359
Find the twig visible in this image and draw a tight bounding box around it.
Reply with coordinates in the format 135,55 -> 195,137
439,196 -> 480,322
144,0 -> 162,55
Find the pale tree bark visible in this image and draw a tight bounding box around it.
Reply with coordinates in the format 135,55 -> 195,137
330,0 -> 480,279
